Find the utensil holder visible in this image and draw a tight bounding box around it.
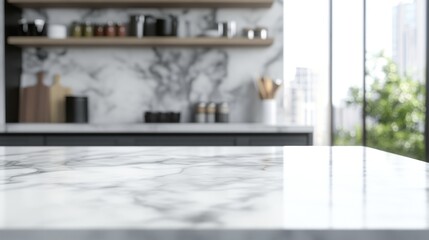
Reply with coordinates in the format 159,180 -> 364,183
261,99 -> 276,125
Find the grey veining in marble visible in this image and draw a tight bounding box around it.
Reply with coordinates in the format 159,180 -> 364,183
20,1 -> 284,124
5,123 -> 313,133
0,146 -> 429,240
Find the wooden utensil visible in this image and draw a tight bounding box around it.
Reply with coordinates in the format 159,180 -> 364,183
49,74 -> 72,123
19,71 -> 51,122
263,77 -> 274,99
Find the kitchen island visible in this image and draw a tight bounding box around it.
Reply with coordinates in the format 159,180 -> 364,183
0,146 -> 428,240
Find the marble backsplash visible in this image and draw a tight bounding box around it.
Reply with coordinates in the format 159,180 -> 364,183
21,1 -> 283,123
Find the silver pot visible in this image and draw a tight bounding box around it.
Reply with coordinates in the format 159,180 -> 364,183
254,27 -> 269,39
242,27 -> 254,39
219,21 -> 237,38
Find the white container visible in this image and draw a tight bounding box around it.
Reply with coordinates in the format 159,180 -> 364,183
261,99 -> 277,125
47,24 -> 67,39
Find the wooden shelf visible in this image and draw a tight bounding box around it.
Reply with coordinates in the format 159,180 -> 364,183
7,0 -> 274,8
7,37 -> 274,47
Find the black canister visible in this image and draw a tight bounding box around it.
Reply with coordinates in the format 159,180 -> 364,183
156,15 -> 178,36
144,15 -> 157,36
159,112 -> 169,123
66,96 -> 89,123
144,111 -> 181,123
156,18 -> 168,36
170,112 -> 181,123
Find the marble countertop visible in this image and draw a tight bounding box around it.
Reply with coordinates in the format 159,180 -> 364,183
5,123 -> 313,134
0,146 -> 428,240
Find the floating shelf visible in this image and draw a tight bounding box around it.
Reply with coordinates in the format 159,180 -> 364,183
7,37 -> 274,47
7,0 -> 274,8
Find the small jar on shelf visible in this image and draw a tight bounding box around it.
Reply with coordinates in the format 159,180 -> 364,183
71,22 -> 82,37
83,21 -> 93,37
116,23 -> 127,37
104,22 -> 116,37
94,24 -> 104,37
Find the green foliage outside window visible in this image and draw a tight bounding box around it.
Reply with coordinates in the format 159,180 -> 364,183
335,53 -> 425,160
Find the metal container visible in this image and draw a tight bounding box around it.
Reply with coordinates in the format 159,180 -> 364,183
66,96 -> 89,123
254,27 -> 269,39
206,102 -> 216,123
242,27 -> 254,39
156,15 -> 179,37
220,21 -> 236,38
144,15 -> 157,36
129,15 -> 145,38
216,102 -> 229,123
195,102 -> 207,123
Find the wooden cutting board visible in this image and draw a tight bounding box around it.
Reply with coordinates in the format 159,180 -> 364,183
19,71 -> 51,123
49,74 -> 72,123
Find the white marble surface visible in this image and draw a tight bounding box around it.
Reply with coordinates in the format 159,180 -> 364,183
5,123 -> 312,133
0,146 -> 428,234
20,1 -> 284,123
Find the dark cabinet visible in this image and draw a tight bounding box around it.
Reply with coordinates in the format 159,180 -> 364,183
0,136 -> 44,146
46,136 -> 124,146
248,135 -> 310,146
134,136 -> 236,146
0,133 -> 313,146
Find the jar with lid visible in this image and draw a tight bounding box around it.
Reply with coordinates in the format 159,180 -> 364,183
83,22 -> 93,37
195,102 -> 207,123
116,23 -> 127,37
71,22 -> 82,37
105,22 -> 116,37
216,102 -> 229,123
206,102 -> 216,123
94,24 -> 104,37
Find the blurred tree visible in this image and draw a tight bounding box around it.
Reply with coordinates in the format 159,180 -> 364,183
335,53 -> 425,160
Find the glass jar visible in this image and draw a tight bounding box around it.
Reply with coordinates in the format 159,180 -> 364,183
71,22 -> 82,37
83,22 -> 93,37
216,102 -> 229,123
116,23 -> 127,37
105,22 -> 116,37
195,102 -> 207,123
94,24 -> 104,37
206,102 -> 216,123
